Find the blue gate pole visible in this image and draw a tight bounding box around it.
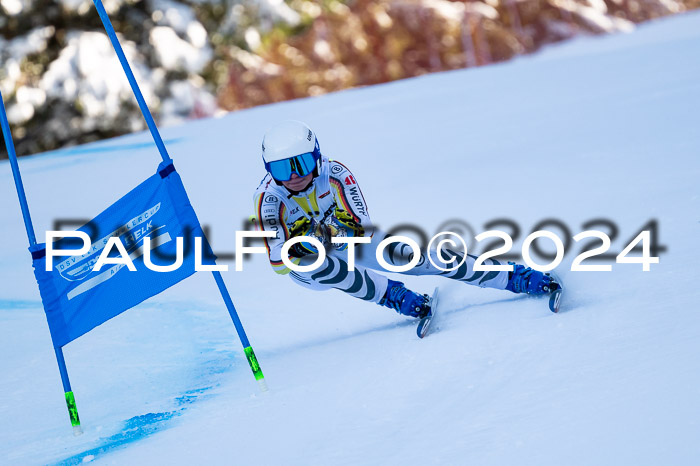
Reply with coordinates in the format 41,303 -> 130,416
212,271 -> 268,391
55,347 -> 83,435
91,0 -> 171,164
1,91 -> 83,435
1,93 -> 36,246
92,0 -> 267,391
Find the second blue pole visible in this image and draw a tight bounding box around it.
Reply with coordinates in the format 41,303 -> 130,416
92,0 -> 267,391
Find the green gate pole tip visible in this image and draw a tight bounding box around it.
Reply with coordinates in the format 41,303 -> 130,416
65,391 -> 83,436
244,346 -> 268,392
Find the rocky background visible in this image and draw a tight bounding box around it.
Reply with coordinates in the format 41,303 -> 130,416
1,0 -> 698,158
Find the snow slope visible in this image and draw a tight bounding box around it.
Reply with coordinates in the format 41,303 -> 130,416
1,11 -> 700,465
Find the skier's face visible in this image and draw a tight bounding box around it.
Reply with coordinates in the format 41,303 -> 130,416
282,173 -> 313,192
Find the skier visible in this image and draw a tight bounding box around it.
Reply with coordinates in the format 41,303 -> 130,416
253,120 -> 559,319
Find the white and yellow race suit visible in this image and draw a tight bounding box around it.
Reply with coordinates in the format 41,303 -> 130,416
253,156 -> 508,305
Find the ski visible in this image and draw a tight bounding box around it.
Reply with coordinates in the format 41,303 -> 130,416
417,287 -> 440,338
548,272 -> 564,313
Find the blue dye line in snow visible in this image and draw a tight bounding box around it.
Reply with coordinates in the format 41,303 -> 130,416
0,299 -> 42,310
53,386 -> 211,465
54,137 -> 184,156
54,411 -> 181,466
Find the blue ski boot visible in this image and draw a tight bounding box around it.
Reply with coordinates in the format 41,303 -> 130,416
380,280 -> 431,318
506,263 -> 557,295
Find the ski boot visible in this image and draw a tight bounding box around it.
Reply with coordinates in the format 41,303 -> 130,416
380,279 -> 431,318
505,262 -> 560,295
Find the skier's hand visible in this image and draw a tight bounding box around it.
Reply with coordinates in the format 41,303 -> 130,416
334,209 -> 365,238
311,220 -> 350,250
311,221 -> 332,246
287,220 -> 339,257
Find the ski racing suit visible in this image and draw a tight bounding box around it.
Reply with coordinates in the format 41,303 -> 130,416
252,156 -> 510,307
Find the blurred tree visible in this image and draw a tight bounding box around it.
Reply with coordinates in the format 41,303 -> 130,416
1,0 -> 697,158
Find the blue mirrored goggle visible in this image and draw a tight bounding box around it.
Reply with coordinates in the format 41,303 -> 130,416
265,151 -> 320,181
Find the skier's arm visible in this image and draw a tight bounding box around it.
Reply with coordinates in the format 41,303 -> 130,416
328,160 -> 372,238
253,192 -> 301,275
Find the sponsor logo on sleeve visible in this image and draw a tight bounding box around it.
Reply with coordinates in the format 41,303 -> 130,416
348,186 -> 367,216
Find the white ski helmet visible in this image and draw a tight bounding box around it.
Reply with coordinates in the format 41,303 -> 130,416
262,120 -> 321,181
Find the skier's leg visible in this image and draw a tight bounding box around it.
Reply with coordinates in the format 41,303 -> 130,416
287,253 -> 430,317
354,231 -> 552,295
350,231 -> 507,289
288,254 -> 387,304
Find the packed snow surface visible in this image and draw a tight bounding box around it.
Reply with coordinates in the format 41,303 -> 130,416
1,11 -> 699,465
